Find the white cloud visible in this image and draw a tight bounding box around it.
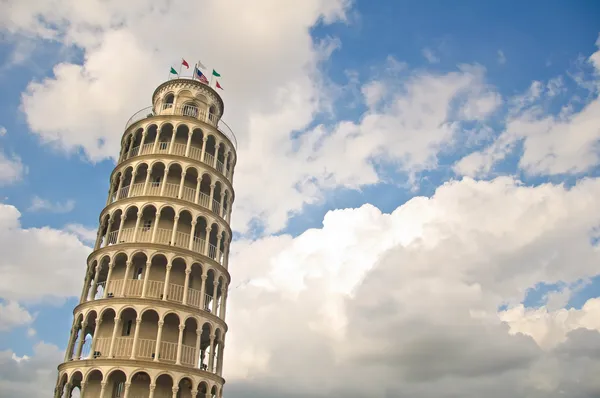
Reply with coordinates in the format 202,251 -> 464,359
0,203 -> 91,302
0,150 -> 24,186
498,50 -> 506,64
64,223 -> 97,243
218,176 -> 600,397
0,301 -> 34,331
455,42 -> 600,178
422,47 -> 440,64
0,126 -> 6,136
28,196 -> 75,213
0,342 -> 63,397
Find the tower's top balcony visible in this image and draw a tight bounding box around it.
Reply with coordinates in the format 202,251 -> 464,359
124,78 -> 237,149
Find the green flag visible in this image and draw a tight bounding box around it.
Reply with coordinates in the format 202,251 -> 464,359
212,69 -> 221,77
170,67 -> 177,74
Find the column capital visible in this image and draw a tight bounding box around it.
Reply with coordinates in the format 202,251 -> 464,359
146,260 -> 152,266
185,268 -> 191,275
196,328 -> 202,334
166,264 -> 173,271
142,130 -> 148,136
158,321 -> 164,328
174,215 -> 180,221
196,176 -> 202,182
149,384 -> 156,392
210,183 -> 216,189
97,319 -> 103,325
205,226 -> 212,233
202,136 -> 208,142
137,213 -> 143,219
191,220 -> 197,226
181,171 -> 187,177
179,324 -> 185,332
172,387 -> 180,394
191,390 -> 198,395
108,262 -> 115,269
114,317 -> 121,323
136,318 -> 142,325
213,280 -> 219,287
126,260 -> 132,266
209,333 -> 216,340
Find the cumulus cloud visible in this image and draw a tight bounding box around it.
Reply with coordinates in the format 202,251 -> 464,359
4,0 -> 507,234
218,176 -> 600,397
0,342 -> 63,397
0,150 -> 24,186
63,223 -> 97,243
455,40 -> 600,178
0,203 -> 91,302
0,301 -> 34,331
28,196 -> 75,213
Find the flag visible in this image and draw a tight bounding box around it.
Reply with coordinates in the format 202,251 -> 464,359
170,67 -> 177,74
216,81 -> 223,90
197,60 -> 207,70
181,59 -> 189,69
194,65 -> 209,84
212,69 -> 221,77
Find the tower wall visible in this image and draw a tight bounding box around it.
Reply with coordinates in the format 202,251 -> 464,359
54,78 -> 237,398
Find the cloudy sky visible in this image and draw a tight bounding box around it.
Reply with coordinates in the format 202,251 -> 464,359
2,0 -> 600,397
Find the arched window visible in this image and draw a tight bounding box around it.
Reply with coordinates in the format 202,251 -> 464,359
208,105 -> 217,124
182,102 -> 199,118
163,93 -> 174,110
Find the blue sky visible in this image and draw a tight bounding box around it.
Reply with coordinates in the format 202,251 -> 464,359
2,1 -> 600,397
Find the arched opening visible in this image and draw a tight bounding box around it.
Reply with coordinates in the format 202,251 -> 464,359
136,309 -> 159,360
56,373 -> 68,398
155,374 -> 174,398
94,308 -> 117,358
199,174 -> 212,209
208,223 -> 219,260
157,123 -> 174,153
183,166 -> 199,203
216,143 -> 226,173
175,210 -> 193,248
106,369 -> 127,398
68,314 -> 84,360
187,262 -> 204,308
147,163 -> 166,196
178,377 -> 194,398
204,135 -> 217,165
155,206 -> 176,245
124,251 -> 148,297
198,322 -> 212,370
106,252 -> 127,297
130,371 -> 151,396
130,163 -> 149,197
189,128 -> 205,161
141,124 -> 158,155
208,105 -> 217,124
165,164 -> 183,198
172,124 -> 189,156
128,128 -> 144,159
80,311 -> 97,359
197,382 -> 209,398
115,308 -> 138,358
164,93 -> 175,110
105,210 -> 123,246
117,167 -> 134,200
161,312 -> 181,362
212,182 -> 222,215
192,216 -> 208,254
68,371 -> 83,397
167,257 -> 187,302
137,204 -> 157,243
85,369 -> 103,396
204,270 -> 217,314
147,254 -> 168,299
118,205 -> 139,243
182,317 -> 199,366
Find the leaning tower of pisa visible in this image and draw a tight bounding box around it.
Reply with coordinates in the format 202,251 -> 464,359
54,77 -> 237,398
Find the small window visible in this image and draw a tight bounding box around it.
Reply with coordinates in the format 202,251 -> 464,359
122,320 -> 133,336
134,267 -> 143,280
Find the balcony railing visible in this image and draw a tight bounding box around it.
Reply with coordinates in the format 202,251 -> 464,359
91,337 -> 197,367
100,226 -> 224,265
88,278 -> 221,316
108,181 -> 230,223
120,140 -> 231,182
124,105 -> 237,149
